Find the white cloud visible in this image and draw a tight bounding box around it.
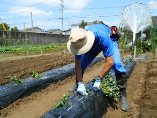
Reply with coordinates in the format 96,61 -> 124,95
15,0 -> 91,11
15,0 -> 59,6
7,0 -> 92,30
8,7 -> 53,16
149,0 -> 157,9
64,0 -> 91,9
63,0 -> 91,14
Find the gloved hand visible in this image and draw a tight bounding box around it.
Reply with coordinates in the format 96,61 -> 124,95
92,76 -> 102,91
77,82 -> 88,95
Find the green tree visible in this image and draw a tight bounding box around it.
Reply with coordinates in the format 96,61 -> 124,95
79,20 -> 87,29
0,23 -> 10,31
151,25 -> 157,58
93,20 -> 104,24
11,27 -> 19,32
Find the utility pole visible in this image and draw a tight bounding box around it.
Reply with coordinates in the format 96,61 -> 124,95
30,12 -> 34,31
0,18 -> 2,24
59,0 -> 64,31
23,22 -> 26,30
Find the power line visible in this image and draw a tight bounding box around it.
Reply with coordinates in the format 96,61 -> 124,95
0,5 -> 127,17
0,5 -> 155,16
64,6 -> 126,11
23,22 -> 27,30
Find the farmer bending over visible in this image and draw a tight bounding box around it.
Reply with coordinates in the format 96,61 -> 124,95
67,24 -> 129,111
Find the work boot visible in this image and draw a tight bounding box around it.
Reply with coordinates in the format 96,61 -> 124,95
120,88 -> 129,111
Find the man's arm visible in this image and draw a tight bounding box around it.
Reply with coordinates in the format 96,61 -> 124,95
75,59 -> 83,83
98,56 -> 114,79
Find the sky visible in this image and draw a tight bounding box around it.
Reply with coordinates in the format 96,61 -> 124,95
0,0 -> 157,31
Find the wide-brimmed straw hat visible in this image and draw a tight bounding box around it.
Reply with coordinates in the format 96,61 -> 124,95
67,28 -> 95,55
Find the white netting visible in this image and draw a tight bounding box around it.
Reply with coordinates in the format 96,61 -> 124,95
121,2 -> 151,42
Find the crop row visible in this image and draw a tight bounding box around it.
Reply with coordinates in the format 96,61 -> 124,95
0,43 -> 66,54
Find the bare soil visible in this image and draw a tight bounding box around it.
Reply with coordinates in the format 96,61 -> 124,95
0,51 -> 73,85
0,60 -> 104,118
105,61 -> 147,118
105,59 -> 157,118
0,52 -> 157,118
138,60 -> 157,118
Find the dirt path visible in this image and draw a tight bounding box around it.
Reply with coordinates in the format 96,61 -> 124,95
105,61 -> 147,118
138,60 -> 157,118
105,58 -> 157,118
0,53 -> 54,62
0,61 -> 104,118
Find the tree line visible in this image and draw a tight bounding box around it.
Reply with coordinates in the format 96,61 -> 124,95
0,23 -> 19,32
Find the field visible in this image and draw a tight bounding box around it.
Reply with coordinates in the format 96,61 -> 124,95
0,51 -> 157,118
0,44 -> 71,85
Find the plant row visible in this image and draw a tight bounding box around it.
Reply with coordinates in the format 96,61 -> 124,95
0,44 -> 66,54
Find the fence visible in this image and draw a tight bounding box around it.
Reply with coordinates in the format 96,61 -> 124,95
0,31 -> 69,46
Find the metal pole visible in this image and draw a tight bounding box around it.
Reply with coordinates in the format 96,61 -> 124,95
0,18 -> 2,24
23,23 -> 26,30
60,0 -> 64,31
30,12 -> 33,31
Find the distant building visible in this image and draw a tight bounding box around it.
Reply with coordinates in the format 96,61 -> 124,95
63,29 -> 71,35
23,27 -> 45,33
47,29 -> 63,34
152,16 -> 157,26
24,27 -> 45,33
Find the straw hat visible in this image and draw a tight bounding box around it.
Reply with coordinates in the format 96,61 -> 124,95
67,28 -> 95,55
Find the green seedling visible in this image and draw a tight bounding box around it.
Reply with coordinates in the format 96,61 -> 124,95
100,73 -> 120,101
54,94 -> 70,108
32,71 -> 40,78
10,75 -> 22,84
